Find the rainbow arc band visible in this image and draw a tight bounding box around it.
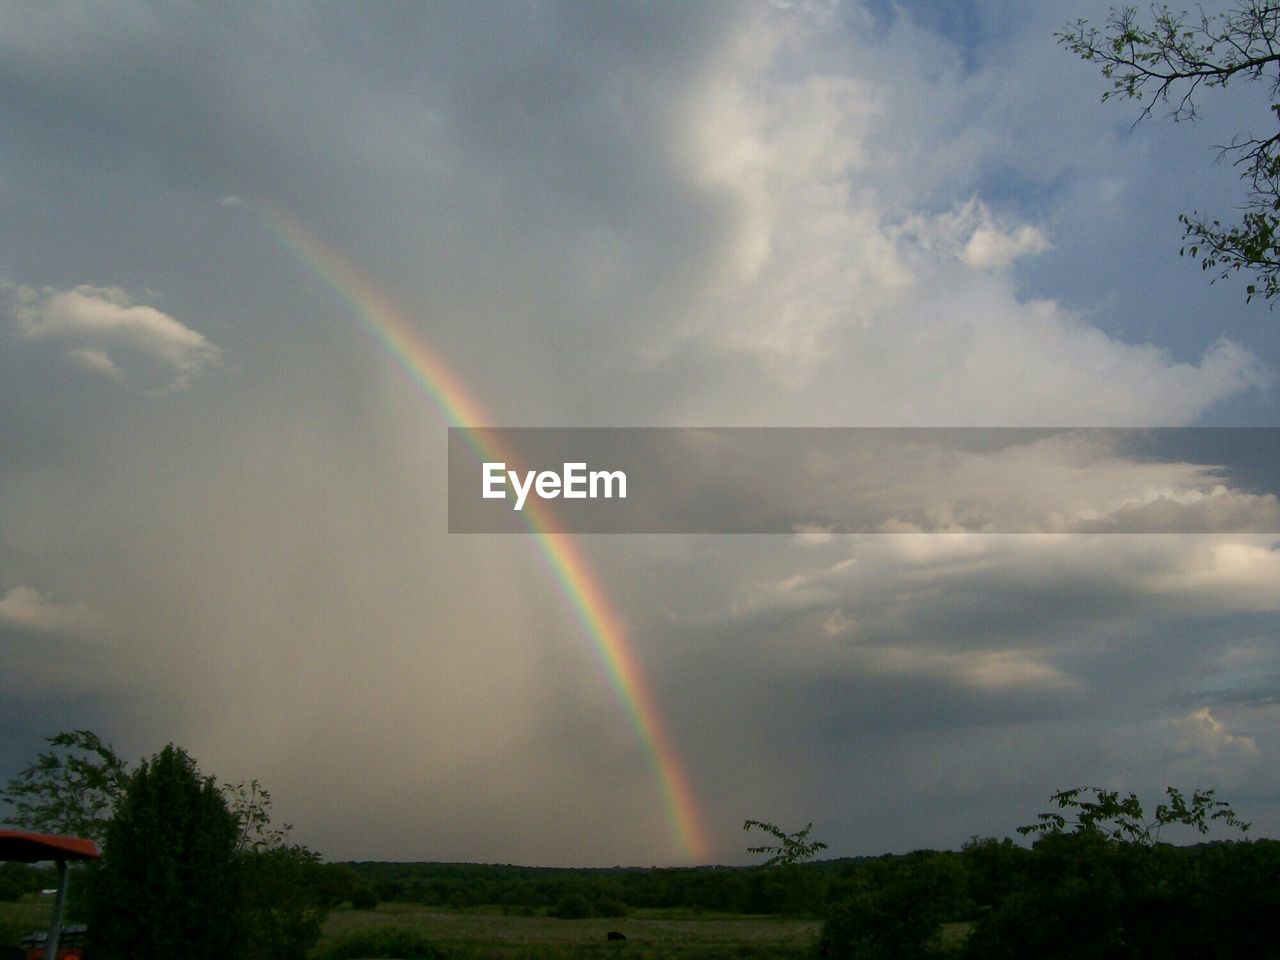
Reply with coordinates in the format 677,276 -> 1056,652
253,199 -> 709,863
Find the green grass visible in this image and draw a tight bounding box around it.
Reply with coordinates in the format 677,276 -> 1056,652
0,892 -> 61,947
317,904 -> 820,959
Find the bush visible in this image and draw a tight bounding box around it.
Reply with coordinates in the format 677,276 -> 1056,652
550,892 -> 592,919
87,744 -> 240,960
349,882 -> 378,910
319,927 -> 447,959
596,896 -> 628,918
819,853 -> 964,960
237,845 -> 331,960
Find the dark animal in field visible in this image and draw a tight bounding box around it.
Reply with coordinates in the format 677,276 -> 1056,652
606,930 -> 626,941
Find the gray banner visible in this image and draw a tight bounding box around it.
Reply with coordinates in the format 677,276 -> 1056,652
448,428 -> 1280,534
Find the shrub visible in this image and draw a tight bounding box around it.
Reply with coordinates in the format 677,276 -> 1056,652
237,844 -> 331,960
87,744 -> 240,960
550,892 -> 592,919
349,882 -> 379,910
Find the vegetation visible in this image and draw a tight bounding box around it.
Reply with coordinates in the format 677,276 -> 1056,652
4,731 -> 1277,959
87,744 -> 241,959
0,730 -> 129,844
742,819 -> 828,867
1016,784 -> 1250,843
319,927 -> 448,959
1,731 -> 349,959
1060,2 -> 1280,302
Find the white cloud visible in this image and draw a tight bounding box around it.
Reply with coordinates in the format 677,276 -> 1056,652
66,347 -> 125,380
1173,708 -> 1261,761
659,7 -> 1268,424
900,197 -> 1051,269
0,585 -> 110,639
9,283 -> 220,389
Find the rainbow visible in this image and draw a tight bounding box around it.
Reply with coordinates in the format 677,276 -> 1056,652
252,200 -> 710,863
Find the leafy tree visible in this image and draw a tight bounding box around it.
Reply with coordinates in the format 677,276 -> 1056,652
1060,3 -> 1280,302
87,744 -> 241,960
550,891 -> 592,919
224,778 -> 293,853
2,730 -> 294,852
0,730 -> 128,843
0,863 -> 36,902
1017,785 -> 1250,844
4,730 -> 333,959
819,853 -> 965,960
742,819 -> 827,866
223,776 -> 333,959
743,819 -> 829,915
964,786 -> 1265,959
237,845 -> 334,960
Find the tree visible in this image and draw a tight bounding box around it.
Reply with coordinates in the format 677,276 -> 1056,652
0,730 -> 128,843
88,744 -> 241,960
1016,785 -> 1250,844
225,779 -> 333,960
965,787 -> 1263,959
4,730 -> 333,959
742,819 -> 828,866
1059,3 -> 1280,302
819,853 -> 964,960
237,845 -> 334,960
224,778 -> 294,854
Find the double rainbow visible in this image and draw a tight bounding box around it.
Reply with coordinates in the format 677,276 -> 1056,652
256,201 -> 710,863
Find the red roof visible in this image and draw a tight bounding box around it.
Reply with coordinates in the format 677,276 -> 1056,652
0,828 -> 101,862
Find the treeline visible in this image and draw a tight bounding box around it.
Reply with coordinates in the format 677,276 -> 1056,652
347,836 -> 1280,957
821,835 -> 1280,958
346,858 -> 862,916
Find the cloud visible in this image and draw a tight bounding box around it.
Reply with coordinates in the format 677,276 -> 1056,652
2,1 -> 1280,863
1172,707 -> 1261,763
8,284 -> 220,389
653,6 -> 1268,423
0,585 -> 110,639
901,197 -> 1051,269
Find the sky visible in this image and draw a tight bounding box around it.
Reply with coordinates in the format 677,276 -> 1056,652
3,0 -> 1280,867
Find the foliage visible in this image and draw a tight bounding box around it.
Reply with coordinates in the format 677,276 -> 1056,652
742,820 -> 827,867
87,744 -> 242,960
3,730 -> 333,960
550,891 -> 593,919
818,852 -> 965,960
1017,785 -> 1250,844
1,730 -> 296,852
961,786 -> 1273,958
236,844 -> 335,960
0,730 -> 128,844
962,833 -> 1280,959
1059,2 -> 1280,302
224,778 -> 293,853
319,926 -> 448,959
346,859 -> 839,916
959,836 -> 1029,911
350,881 -> 379,910
0,865 -> 38,904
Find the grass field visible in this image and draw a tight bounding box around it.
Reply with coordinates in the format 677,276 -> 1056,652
318,903 -> 822,959
0,893 -> 58,949
3,894 -> 821,958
